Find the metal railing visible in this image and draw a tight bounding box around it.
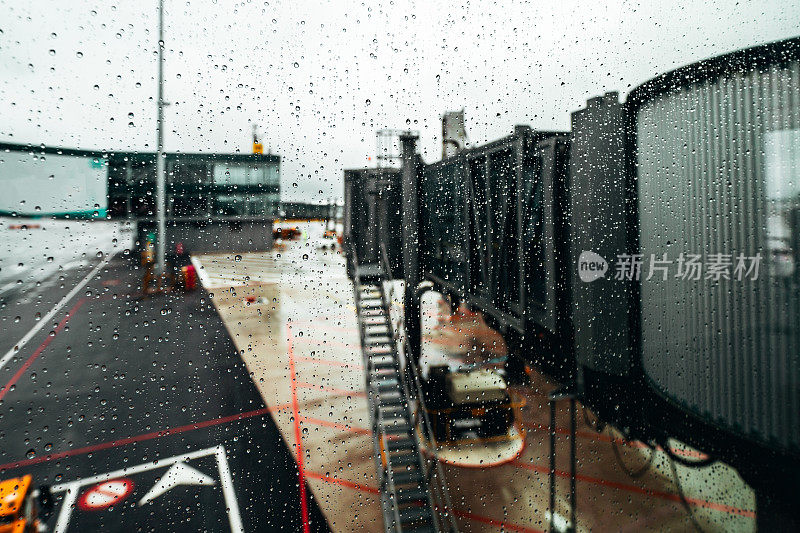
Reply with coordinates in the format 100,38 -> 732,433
380,245 -> 458,532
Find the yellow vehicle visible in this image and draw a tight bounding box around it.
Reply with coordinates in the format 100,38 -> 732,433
0,476 -> 52,533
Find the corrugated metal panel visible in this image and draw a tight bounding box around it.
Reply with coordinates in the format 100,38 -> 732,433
568,93 -> 631,377
524,137 -> 570,338
343,168 -> 404,277
637,60 -> 800,453
420,160 -> 467,291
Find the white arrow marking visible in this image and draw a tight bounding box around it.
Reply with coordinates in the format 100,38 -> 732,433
138,462 -> 216,505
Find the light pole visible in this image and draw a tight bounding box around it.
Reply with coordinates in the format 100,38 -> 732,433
155,0 -> 167,275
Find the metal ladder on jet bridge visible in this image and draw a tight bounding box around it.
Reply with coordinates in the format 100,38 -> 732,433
353,264 -> 437,533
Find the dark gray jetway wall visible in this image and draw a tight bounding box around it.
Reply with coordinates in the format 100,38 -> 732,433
633,50 -> 800,456
343,167 -> 404,278
568,93 -> 632,382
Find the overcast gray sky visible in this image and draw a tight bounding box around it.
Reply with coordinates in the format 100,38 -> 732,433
1,0 -> 798,202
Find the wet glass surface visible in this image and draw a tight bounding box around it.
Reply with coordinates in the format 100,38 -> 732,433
2,2 -> 799,532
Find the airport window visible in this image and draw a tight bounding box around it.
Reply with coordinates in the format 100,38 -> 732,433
1,2 -> 798,532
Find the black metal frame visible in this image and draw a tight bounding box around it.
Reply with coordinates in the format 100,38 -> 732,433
417,127 -> 567,342
342,167 -> 404,280
548,387 -> 577,533
345,34 -> 800,531
621,37 -> 800,526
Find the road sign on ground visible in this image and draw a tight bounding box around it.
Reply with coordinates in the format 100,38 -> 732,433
138,462 -> 215,505
51,446 -> 243,533
77,479 -> 135,511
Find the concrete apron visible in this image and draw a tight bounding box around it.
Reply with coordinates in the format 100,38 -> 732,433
193,224 -> 755,533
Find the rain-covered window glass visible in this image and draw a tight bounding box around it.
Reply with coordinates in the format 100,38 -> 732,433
2,2 -> 799,532
522,153 -> 546,305
766,129 -> 800,277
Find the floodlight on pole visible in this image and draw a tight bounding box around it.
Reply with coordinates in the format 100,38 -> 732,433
155,0 -> 167,276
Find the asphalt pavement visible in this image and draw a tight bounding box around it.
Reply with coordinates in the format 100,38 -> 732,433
0,252 -> 329,532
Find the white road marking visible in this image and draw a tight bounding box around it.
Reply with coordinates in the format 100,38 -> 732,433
0,249 -> 120,373
190,256 -> 213,288
215,445 -> 245,533
54,487 -> 80,533
52,445 -> 244,533
191,254 -> 285,288
138,462 -> 215,505
51,446 -> 219,494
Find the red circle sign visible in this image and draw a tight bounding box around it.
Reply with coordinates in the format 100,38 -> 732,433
78,478 -> 135,511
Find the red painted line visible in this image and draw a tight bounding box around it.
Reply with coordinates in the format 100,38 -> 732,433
298,417 -> 410,442
0,403 -> 291,473
298,415 -> 372,436
0,297 -> 87,402
294,354 -> 363,370
305,471 -> 379,494
299,416 -> 749,518
524,419 -> 706,460
292,337 -> 360,351
300,416 -> 751,519
451,509 -> 544,533
512,460 -> 755,519
305,469 -> 543,533
295,381 -> 365,397
287,323 -> 311,533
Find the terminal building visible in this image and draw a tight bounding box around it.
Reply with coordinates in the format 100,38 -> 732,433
0,143 -> 109,218
0,143 -> 280,251
106,151 -> 280,219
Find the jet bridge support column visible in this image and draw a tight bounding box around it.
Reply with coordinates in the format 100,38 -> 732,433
400,133 -> 422,367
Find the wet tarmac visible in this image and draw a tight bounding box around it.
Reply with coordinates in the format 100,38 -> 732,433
0,219 -> 756,532
195,223 -> 755,532
0,248 -> 328,532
